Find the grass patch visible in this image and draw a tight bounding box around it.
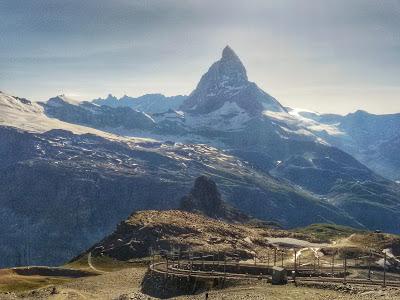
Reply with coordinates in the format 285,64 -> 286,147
63,254 -> 91,270
294,223 -> 362,242
0,276 -> 71,293
65,255 -> 148,272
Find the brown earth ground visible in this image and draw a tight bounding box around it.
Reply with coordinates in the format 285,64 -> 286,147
1,260 -> 400,299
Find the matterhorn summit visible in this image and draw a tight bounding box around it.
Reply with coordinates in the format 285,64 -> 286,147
180,46 -> 286,116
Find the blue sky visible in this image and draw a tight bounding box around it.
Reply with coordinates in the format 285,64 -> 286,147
0,0 -> 399,114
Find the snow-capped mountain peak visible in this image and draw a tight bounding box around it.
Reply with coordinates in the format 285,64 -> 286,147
180,46 -> 286,116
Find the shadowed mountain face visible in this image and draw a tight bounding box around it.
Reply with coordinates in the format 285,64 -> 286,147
180,176 -> 251,223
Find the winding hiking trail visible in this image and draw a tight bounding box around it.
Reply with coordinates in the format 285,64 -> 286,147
87,252 -> 102,273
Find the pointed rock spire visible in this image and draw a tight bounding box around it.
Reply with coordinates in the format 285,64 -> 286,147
222,45 -> 239,60
179,175 -> 251,223
219,45 -> 248,82
180,46 -> 286,115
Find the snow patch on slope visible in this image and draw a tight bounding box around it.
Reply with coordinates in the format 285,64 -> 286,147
185,101 -> 251,131
265,109 -> 345,137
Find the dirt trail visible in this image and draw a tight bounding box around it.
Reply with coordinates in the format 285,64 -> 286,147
87,253 -> 103,273
267,237 -> 329,248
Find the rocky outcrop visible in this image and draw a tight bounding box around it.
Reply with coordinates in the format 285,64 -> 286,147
179,176 -> 251,223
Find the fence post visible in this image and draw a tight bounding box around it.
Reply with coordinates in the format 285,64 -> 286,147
267,251 -> 270,267
177,248 -> 180,268
368,250 -> 372,280
281,250 -> 284,267
189,251 -> 193,275
383,252 -> 387,288
212,253 -> 215,267
313,256 -> 316,271
166,254 -> 169,275
343,256 -> 347,285
294,249 -> 297,273
274,248 -> 277,266
224,252 -> 226,277
298,254 -> 301,269
331,253 -> 335,276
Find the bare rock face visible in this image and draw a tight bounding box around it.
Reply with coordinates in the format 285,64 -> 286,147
179,175 -> 251,223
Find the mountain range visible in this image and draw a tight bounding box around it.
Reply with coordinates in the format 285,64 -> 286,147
0,46 -> 399,267
93,94 -> 187,113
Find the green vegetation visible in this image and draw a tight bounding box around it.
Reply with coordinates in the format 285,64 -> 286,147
65,254 -> 148,272
0,275 -> 71,293
63,254 -> 91,270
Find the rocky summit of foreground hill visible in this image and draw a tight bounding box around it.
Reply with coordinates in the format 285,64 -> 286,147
179,175 -> 252,223
81,209 -> 309,261
78,209 -> 400,264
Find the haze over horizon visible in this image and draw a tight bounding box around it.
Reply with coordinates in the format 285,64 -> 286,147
1,0 -> 399,114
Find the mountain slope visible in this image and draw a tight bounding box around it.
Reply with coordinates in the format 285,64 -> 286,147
327,110 -> 400,181
286,108 -> 400,181
42,95 -> 156,131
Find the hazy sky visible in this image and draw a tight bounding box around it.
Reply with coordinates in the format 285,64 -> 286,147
1,0 -> 399,114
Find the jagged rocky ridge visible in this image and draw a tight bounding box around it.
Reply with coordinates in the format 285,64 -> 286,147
93,93 -> 187,113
